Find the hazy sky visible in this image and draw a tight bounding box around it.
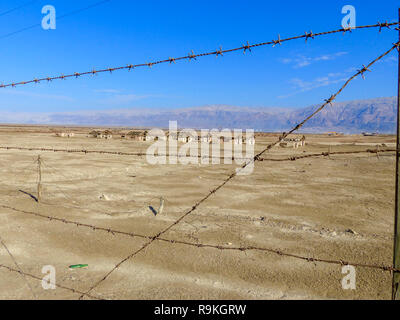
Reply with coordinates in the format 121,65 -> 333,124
0,0 -> 398,113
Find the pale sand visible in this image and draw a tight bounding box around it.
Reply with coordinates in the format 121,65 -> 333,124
0,126 -> 395,300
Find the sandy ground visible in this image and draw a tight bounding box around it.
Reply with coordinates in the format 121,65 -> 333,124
0,126 -> 397,300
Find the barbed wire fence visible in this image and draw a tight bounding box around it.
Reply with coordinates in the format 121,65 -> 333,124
1,203 -> 398,274
0,234 -> 36,299
77,40 -> 400,299
0,22 -> 398,88
0,145 -> 396,162
0,22 -> 399,299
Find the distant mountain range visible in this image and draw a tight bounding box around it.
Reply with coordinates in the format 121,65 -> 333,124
0,97 -> 397,133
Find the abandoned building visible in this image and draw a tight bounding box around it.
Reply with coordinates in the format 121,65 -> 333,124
55,132 -> 75,138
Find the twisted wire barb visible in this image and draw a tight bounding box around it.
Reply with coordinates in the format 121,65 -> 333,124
258,148 -> 396,161
76,42 -> 400,299
0,22 -> 397,89
252,45 -> 399,162
0,145 -> 395,162
0,204 -> 153,240
2,204 -> 397,274
0,145 -> 245,161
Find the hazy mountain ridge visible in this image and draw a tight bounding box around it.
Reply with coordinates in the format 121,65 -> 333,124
0,97 -> 396,133
288,97 -> 396,133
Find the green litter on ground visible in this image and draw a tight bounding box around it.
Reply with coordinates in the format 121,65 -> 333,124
69,264 -> 88,270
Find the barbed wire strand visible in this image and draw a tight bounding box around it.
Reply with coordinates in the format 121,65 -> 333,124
14,148 -> 395,212
2,204 -> 397,274
76,42 -> 400,299
258,148 -> 396,161
0,145 -> 395,163
0,22 -> 397,88
36,159 -> 168,216
0,235 -> 36,298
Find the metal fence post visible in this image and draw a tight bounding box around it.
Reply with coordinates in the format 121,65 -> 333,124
392,7 -> 400,300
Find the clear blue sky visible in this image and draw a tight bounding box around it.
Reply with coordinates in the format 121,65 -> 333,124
0,0 -> 399,113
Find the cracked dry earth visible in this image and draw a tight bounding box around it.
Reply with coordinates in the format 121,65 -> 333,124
0,126 -> 396,299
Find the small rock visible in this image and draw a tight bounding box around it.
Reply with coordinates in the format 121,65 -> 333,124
345,228 -> 358,235
99,194 -> 110,201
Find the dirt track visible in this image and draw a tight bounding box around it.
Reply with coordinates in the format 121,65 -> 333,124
0,126 -> 396,300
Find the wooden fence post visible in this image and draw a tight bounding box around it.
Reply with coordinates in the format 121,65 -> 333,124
37,155 -> 42,203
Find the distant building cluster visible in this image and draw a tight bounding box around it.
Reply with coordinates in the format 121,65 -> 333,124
88,130 -> 113,139
120,131 -> 255,145
326,132 -> 344,137
53,129 -> 256,145
361,132 -> 378,137
55,132 -> 75,138
279,135 -> 306,149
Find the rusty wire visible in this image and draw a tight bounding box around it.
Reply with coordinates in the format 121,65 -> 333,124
258,148 -> 396,161
0,204 -> 153,240
2,204 -> 397,274
0,235 -> 36,298
0,145 -> 246,161
76,41 -> 400,299
1,22 -> 398,299
0,145 -> 395,163
252,44 -> 400,163
0,146 -> 147,156
0,22 -> 397,89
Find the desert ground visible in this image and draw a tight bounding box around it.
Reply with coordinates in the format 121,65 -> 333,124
0,125 -> 397,300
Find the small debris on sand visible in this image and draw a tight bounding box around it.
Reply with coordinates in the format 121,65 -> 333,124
158,197 -> 164,215
149,197 -> 165,216
345,228 -> 358,235
69,264 -> 88,270
99,194 -> 110,201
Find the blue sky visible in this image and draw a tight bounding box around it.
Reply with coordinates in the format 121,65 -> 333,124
0,0 -> 398,113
